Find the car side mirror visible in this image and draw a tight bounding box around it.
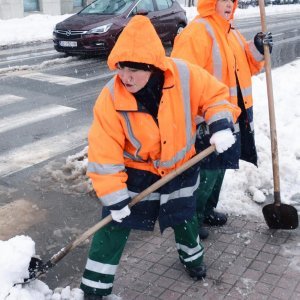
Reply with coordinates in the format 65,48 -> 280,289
135,9 -> 149,16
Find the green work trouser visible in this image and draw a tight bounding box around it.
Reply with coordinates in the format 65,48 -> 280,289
194,169 -> 226,226
80,215 -> 203,297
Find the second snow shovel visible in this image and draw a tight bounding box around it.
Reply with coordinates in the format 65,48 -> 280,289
258,0 -> 298,230
27,145 -> 216,281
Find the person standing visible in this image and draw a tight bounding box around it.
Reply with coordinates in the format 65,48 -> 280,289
80,15 -> 240,300
171,0 -> 273,239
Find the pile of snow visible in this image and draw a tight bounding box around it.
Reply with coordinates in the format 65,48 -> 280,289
0,236 -> 35,299
0,235 -> 83,300
219,60 -> 300,216
0,14 -> 72,46
33,146 -> 93,196
0,237 -> 119,300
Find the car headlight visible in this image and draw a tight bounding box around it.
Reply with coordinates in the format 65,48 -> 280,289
87,23 -> 112,34
53,26 -> 58,38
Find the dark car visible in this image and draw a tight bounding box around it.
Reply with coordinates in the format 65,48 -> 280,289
53,0 -> 187,56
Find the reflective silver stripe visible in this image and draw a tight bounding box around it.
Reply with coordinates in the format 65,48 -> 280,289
160,174 -> 199,205
181,249 -> 204,263
207,111 -> 234,125
232,29 -> 244,50
230,87 -> 238,97
176,242 -> 203,256
172,58 -> 192,145
121,112 -> 144,161
249,120 -> 254,131
123,150 -> 144,162
234,122 -> 240,133
248,40 -> 264,62
87,162 -> 125,175
100,188 -> 129,206
152,58 -> 195,169
85,258 -> 117,275
241,85 -> 252,98
232,30 -> 255,100
194,18 -> 223,80
106,77 -> 115,98
204,99 -> 236,122
153,133 -> 196,169
177,235 -> 204,263
205,99 -> 231,110
81,277 -> 113,290
128,190 -> 160,202
195,115 -> 204,125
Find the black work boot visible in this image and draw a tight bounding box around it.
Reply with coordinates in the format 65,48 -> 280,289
84,294 -> 103,300
185,263 -> 207,280
204,210 -> 227,226
198,226 -> 209,240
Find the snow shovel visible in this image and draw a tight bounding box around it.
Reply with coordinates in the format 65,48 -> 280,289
258,0 -> 298,230
27,145 -> 216,281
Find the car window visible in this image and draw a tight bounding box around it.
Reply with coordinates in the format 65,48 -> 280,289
80,0 -> 135,15
156,0 -> 172,10
131,0 -> 155,13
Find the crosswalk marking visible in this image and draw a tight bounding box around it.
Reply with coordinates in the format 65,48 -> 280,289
4,50 -> 55,62
0,94 -> 25,107
0,125 -> 89,178
0,105 -> 76,134
20,72 -> 87,86
92,71 -> 116,81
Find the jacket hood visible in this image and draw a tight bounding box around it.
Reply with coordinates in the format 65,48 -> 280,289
197,0 -> 238,20
107,16 -> 167,71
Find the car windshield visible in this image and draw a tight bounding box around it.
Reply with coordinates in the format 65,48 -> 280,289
80,0 -> 135,15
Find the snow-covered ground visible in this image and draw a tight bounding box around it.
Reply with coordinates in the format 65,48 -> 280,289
1,3 -> 300,300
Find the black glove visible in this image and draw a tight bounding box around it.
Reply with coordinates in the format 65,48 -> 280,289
254,32 -> 273,55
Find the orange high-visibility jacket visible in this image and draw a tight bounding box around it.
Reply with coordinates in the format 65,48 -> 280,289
87,16 -> 240,207
171,0 -> 264,113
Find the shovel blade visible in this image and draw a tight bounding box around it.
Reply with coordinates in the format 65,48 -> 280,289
25,257 -> 51,282
263,203 -> 299,230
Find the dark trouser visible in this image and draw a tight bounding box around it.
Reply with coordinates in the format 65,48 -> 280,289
80,215 -> 203,297
194,169 -> 226,226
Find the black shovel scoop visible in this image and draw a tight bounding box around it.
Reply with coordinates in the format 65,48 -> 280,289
263,194 -> 298,230
259,0 -> 298,229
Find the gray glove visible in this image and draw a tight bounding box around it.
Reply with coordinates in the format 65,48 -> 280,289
254,32 -> 273,55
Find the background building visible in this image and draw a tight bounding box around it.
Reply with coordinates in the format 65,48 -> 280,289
0,0 -> 93,19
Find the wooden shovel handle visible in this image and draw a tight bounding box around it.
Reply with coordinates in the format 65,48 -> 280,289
47,145 -> 216,267
258,0 -> 281,205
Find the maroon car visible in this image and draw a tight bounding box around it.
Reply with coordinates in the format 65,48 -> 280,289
53,0 -> 187,56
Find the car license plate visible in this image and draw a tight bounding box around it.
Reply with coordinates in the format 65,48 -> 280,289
59,41 -> 77,47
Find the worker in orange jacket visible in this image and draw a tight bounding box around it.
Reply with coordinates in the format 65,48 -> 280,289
171,0 -> 273,239
80,15 -> 240,299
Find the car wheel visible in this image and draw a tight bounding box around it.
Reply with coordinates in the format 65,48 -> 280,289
171,24 -> 185,46
176,24 -> 185,36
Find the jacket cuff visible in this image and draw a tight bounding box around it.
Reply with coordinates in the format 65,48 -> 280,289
101,197 -> 131,219
209,119 -> 234,135
105,197 -> 131,211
